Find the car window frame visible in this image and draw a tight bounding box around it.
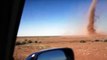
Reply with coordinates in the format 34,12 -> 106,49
1,0 -> 25,60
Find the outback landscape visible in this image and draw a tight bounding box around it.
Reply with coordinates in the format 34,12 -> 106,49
14,0 -> 107,60
14,36 -> 107,60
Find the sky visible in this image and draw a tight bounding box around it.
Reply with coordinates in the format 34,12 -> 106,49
17,0 -> 107,36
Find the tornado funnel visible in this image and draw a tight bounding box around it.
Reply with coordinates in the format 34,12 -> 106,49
87,0 -> 97,35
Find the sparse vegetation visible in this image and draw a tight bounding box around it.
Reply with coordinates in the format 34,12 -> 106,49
15,40 -> 34,46
21,41 -> 26,45
24,39 -> 27,41
104,40 -> 107,42
14,36 -> 107,60
35,41 -> 38,43
95,40 -> 100,42
16,41 -> 26,45
28,40 -> 32,43
16,41 -> 21,45
80,40 -> 86,43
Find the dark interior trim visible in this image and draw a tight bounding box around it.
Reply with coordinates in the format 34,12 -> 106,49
1,0 -> 25,60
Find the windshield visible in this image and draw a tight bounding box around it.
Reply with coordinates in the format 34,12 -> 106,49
14,0 -> 107,60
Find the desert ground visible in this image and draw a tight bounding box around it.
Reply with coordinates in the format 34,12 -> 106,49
14,36 -> 107,60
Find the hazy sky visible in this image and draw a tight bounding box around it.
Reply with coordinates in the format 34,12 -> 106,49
17,0 -> 107,36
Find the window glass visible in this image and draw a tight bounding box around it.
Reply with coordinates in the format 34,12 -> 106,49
14,0 -> 107,60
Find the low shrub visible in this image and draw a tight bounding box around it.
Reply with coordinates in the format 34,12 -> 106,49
24,39 -> 27,41
104,40 -> 107,42
95,40 -> 100,42
16,41 -> 26,45
28,40 -> 32,43
35,41 -> 38,43
16,41 -> 21,45
21,41 -> 26,45
80,40 -> 86,43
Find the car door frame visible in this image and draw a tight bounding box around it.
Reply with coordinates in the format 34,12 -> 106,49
0,0 -> 25,60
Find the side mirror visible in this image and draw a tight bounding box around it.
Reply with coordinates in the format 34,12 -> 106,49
26,48 -> 74,60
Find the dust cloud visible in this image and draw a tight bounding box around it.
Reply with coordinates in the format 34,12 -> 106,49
87,0 -> 97,35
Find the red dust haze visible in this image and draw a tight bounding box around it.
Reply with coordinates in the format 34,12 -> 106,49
64,0 -> 107,36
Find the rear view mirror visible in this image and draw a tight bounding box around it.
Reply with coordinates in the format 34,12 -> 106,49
26,48 -> 74,60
